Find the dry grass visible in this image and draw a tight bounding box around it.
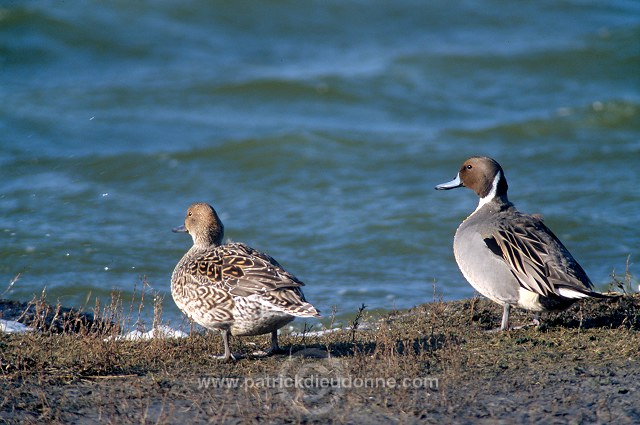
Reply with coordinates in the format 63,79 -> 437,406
1,276 -> 639,424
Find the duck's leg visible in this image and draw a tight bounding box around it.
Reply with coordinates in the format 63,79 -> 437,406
222,330 -> 235,361
267,330 -> 286,355
271,330 -> 280,352
211,329 -> 237,361
500,304 -> 511,330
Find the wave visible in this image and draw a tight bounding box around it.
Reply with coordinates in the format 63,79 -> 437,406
448,99 -> 639,141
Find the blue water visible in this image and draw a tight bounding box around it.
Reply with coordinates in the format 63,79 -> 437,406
1,0 -> 639,326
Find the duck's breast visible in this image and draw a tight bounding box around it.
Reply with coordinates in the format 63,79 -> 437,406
453,214 -> 519,305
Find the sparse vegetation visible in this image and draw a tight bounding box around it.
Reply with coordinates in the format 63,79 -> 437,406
1,273 -> 639,424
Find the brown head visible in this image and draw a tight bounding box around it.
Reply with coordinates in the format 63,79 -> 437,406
435,156 -> 509,201
173,202 -> 225,247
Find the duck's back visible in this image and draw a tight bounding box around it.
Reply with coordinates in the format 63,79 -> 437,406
171,242 -> 319,335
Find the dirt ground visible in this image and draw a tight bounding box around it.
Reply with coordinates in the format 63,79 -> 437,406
1,293 -> 639,424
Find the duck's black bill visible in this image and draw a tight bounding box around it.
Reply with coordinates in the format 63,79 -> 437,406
435,174 -> 463,190
172,225 -> 188,233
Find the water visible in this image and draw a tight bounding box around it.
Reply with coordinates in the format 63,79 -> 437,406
1,0 -> 639,327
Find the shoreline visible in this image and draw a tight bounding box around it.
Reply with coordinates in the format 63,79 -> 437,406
1,293 -> 639,423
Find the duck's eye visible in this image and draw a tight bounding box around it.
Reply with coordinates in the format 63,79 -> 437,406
465,164 -> 473,170
188,211 -> 193,217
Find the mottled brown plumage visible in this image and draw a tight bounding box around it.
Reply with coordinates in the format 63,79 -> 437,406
171,203 -> 320,360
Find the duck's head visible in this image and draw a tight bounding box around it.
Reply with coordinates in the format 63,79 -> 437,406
173,202 -> 225,246
436,156 -> 509,207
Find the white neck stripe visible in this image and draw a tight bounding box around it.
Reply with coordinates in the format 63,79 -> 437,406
474,172 -> 501,212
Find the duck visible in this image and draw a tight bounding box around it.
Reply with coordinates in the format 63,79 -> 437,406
171,202 -> 320,360
436,156 -> 610,330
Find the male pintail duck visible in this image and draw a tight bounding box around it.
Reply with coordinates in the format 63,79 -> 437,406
172,202 -> 320,360
436,156 -> 610,330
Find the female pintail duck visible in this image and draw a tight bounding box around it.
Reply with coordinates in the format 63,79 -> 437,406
436,156 -> 610,330
172,202 -> 320,360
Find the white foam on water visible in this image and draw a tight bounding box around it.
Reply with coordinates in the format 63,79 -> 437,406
289,327 -> 341,338
0,319 -> 34,334
106,325 -> 188,341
